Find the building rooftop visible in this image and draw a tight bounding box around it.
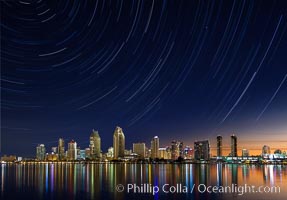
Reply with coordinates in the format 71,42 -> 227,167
91,129 -> 100,137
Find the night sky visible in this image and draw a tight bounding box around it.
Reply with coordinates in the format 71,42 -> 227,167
1,0 -> 287,157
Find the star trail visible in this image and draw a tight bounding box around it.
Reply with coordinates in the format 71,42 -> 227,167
1,0 -> 287,156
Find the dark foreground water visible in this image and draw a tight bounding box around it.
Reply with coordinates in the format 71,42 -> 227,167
1,163 -> 286,200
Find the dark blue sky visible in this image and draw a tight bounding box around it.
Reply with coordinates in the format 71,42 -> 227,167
1,0 -> 287,157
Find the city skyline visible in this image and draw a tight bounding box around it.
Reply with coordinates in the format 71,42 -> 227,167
1,1 -> 287,158
2,125 -> 286,157
3,126 -> 286,158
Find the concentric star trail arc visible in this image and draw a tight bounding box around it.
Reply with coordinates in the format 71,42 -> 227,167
1,0 -> 286,155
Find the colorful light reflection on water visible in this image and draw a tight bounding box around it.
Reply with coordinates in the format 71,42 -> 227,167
0,163 -> 286,200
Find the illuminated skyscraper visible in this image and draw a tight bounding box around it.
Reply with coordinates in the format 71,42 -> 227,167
85,148 -> 90,159
171,140 -> 179,160
184,146 -> 193,159
171,140 -> 180,160
133,143 -> 146,159
262,145 -> 271,155
170,141 -> 184,160
242,149 -> 249,157
89,129 -> 101,159
51,147 -> 57,154
58,138 -> 65,160
113,126 -> 125,159
67,140 -> 77,160
217,135 -> 222,157
194,140 -> 210,160
230,134 -> 237,157
107,147 -> 114,159
36,144 -> 46,161
179,142 -> 184,158
151,136 -> 159,159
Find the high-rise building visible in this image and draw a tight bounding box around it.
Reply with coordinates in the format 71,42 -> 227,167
58,138 -> 65,160
194,140 -> 210,160
113,126 -> 125,159
171,140 -> 178,160
124,149 -> 132,156
51,147 -> 57,154
183,146 -> 193,159
89,129 -> 101,159
179,142 -> 184,158
67,140 -> 77,160
151,136 -> 159,159
85,148 -> 90,159
107,147 -> 114,159
242,149 -> 249,157
217,135 -> 223,157
262,145 -> 271,155
133,143 -> 146,159
146,148 -> 151,158
230,134 -> 237,157
159,147 -> 171,159
36,144 -> 46,161
78,150 -> 86,160
170,141 -> 184,160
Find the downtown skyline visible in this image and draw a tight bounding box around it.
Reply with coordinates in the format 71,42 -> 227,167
4,125 -> 286,158
1,1 -> 287,157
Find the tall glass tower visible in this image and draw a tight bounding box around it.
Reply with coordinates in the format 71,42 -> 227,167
36,144 -> 46,161
113,126 -> 125,159
151,136 -> 159,159
217,135 -> 222,157
194,140 -> 210,160
58,138 -> 65,160
231,134 -> 237,157
67,140 -> 77,160
89,129 -> 101,159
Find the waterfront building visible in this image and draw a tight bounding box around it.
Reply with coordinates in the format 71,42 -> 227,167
125,149 -> 132,156
171,140 -> 185,160
67,140 -> 77,160
159,148 -> 165,159
89,129 -> 101,159
183,146 -> 193,159
36,144 -> 46,161
230,134 -> 237,157
85,148 -> 90,159
51,147 -> 57,154
158,147 -> 172,159
146,148 -> 151,158
151,136 -> 160,159
1,155 -> 17,162
179,142 -> 184,158
133,143 -> 146,159
46,153 -> 58,161
262,145 -> 271,155
113,126 -> 125,159
78,150 -> 86,160
171,140 -> 179,160
242,149 -> 249,157
107,147 -> 114,159
217,135 -> 223,157
194,140 -> 210,160
58,138 -> 65,160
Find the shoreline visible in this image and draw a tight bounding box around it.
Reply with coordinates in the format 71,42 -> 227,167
2,160 -> 287,165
